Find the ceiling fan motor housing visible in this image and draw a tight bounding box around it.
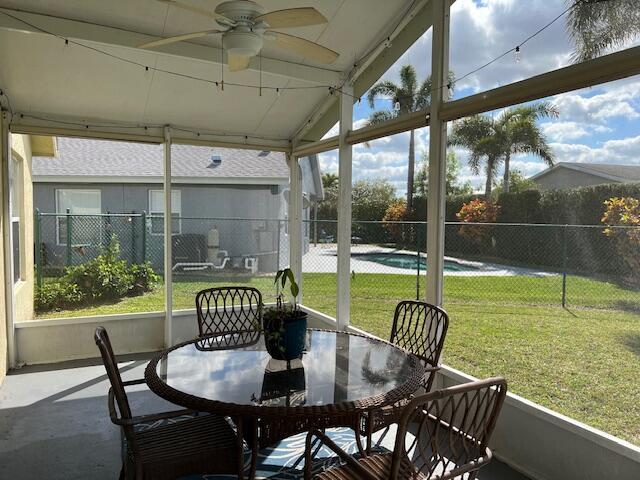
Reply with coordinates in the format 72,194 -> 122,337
215,0 -> 265,25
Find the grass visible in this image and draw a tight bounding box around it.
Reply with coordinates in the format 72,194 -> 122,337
36,272 -> 640,446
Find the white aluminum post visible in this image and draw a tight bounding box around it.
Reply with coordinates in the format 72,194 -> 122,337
163,126 -> 172,347
426,0 -> 450,306
337,86 -> 353,329
1,111 -> 16,367
287,153 -> 303,302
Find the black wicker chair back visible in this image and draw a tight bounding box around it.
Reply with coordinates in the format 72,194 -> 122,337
195,286 -> 263,337
390,377 -> 507,480
94,327 -> 136,443
390,301 -> 449,390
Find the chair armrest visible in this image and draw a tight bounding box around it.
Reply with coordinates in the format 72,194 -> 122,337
304,429 -> 377,480
107,385 -> 198,427
441,447 -> 493,480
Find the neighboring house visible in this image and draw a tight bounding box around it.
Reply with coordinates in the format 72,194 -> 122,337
530,162 -> 640,190
32,137 -> 322,273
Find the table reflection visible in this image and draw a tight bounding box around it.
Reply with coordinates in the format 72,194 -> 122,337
158,330 -> 416,408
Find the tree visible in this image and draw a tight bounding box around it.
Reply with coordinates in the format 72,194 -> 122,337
316,178 -> 396,223
321,172 -> 339,189
449,101 -> 557,198
493,169 -> 537,196
414,150 -> 473,197
498,103 -> 559,192
366,65 -> 455,212
567,0 -> 640,63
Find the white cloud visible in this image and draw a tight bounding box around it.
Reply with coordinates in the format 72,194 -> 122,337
541,122 -> 589,142
551,135 -> 640,164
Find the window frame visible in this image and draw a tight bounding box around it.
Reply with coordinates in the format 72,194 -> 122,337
148,189 -> 181,235
55,188 -> 102,246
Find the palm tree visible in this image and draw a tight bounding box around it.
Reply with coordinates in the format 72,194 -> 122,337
497,102 -> 559,192
567,0 -> 640,62
449,101 -> 558,198
366,65 -> 454,212
322,172 -> 339,190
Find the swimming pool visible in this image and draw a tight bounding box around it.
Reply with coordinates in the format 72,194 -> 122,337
353,252 -> 478,272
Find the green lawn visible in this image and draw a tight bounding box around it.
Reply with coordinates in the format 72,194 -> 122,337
36,273 -> 640,445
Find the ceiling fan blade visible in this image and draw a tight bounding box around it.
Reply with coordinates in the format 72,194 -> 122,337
254,7 -> 328,29
228,54 -> 251,72
268,31 -> 338,64
138,29 -> 223,49
156,0 -> 236,25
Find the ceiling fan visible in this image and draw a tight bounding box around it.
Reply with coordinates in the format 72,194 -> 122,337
138,0 -> 339,72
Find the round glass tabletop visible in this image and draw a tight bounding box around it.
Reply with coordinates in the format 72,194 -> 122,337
146,329 -> 423,414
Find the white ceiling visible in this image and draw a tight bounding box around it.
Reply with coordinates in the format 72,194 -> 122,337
0,0 -> 415,143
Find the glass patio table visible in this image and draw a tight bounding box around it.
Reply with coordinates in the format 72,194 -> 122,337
145,328 -> 424,479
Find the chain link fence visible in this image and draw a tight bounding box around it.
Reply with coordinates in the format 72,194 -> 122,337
299,219 -> 640,317
35,212 -> 639,314
35,211 -> 288,292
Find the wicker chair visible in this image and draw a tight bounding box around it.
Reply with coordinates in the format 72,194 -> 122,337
361,301 -> 449,452
94,327 -> 240,479
305,377 -> 507,480
195,286 -> 263,338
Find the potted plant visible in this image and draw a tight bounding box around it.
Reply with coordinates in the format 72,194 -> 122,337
263,267 -> 308,360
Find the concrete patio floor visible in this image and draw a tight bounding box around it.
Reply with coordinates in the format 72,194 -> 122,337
0,355 -> 531,480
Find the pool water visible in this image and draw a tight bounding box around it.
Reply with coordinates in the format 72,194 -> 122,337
353,253 -> 478,272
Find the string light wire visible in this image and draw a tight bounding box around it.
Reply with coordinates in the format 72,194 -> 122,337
0,0 -> 610,135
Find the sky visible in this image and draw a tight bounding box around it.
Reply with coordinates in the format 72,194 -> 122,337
318,0 -> 640,196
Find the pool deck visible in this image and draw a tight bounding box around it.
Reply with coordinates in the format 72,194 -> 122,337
303,244 -> 557,277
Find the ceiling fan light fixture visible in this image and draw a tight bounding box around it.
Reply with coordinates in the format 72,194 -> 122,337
223,31 -> 264,58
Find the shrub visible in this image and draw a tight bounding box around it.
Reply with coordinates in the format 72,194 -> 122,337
602,197 -> 640,285
383,200 -> 409,243
456,199 -> 500,252
63,235 -> 133,301
35,282 -> 85,313
129,262 -> 160,295
35,235 -> 159,313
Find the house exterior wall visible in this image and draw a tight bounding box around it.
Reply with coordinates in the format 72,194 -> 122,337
533,168 -> 619,190
0,117 -> 6,384
33,182 -> 288,272
10,134 -> 35,323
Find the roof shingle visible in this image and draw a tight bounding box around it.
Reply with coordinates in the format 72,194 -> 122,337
32,137 -> 289,181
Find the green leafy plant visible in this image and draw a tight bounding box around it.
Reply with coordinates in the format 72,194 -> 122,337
601,196 -> 640,286
34,281 -> 85,313
263,267 -> 304,356
34,235 -> 159,312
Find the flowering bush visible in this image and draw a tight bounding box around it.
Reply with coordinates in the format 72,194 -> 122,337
601,197 -> 640,285
456,199 -> 500,251
383,200 -> 409,242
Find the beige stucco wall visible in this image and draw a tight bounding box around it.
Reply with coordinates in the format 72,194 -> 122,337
533,168 -> 618,190
10,134 -> 34,322
0,116 -> 6,385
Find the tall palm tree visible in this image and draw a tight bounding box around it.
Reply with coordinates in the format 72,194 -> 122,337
497,102 -> 559,192
322,172 -> 339,190
567,0 -> 640,62
366,65 -> 454,212
449,101 -> 558,198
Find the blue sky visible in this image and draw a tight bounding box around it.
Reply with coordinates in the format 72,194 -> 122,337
319,0 -> 640,196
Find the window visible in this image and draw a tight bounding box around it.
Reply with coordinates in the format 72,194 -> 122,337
149,189 -> 181,234
55,189 -> 102,246
10,156 -> 22,283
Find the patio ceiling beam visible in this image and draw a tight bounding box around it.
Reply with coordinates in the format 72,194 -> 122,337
10,120 -> 291,152
293,0 -> 448,144
440,45 -> 640,122
291,108 -> 430,157
0,8 -> 341,86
